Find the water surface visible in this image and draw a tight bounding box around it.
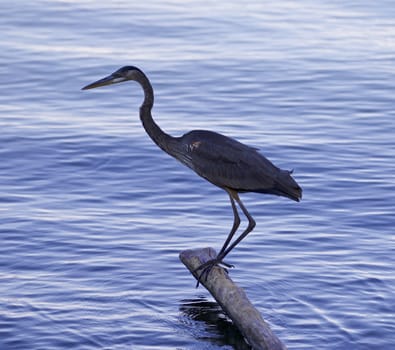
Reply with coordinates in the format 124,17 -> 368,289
1,1 -> 394,349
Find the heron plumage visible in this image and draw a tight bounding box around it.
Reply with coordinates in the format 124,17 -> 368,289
82,66 -> 302,285
179,130 -> 301,201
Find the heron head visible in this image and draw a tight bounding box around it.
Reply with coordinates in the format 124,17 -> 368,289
82,66 -> 144,90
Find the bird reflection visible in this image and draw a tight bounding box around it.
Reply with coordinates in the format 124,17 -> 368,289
179,297 -> 251,349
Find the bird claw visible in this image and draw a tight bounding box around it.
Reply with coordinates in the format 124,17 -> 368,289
193,257 -> 234,288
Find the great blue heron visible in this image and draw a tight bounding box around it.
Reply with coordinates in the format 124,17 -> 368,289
82,66 -> 302,285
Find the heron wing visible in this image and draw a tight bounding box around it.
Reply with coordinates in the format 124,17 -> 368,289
181,130 -> 279,192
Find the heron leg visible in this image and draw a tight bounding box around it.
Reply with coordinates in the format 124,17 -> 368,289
194,190 -> 239,287
218,194 -> 256,261
218,190 -> 241,257
194,190 -> 255,288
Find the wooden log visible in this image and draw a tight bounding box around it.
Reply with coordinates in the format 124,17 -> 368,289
179,247 -> 287,350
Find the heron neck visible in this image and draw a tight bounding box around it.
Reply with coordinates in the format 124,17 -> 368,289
139,105 -> 175,153
137,74 -> 179,156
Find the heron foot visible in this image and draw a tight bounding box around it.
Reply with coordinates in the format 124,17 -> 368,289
193,256 -> 234,288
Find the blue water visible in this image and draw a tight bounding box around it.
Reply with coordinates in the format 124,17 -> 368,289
1,1 -> 394,349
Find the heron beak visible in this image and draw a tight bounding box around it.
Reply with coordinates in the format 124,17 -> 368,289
81,74 -> 127,90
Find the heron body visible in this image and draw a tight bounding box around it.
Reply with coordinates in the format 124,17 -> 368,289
178,129 -> 300,200
82,66 -> 302,285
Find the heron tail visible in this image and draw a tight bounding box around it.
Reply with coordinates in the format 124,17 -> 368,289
275,169 -> 302,202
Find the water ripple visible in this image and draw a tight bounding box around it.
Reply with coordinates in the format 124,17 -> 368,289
1,1 -> 395,349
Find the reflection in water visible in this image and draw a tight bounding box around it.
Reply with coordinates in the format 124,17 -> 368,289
179,297 -> 251,350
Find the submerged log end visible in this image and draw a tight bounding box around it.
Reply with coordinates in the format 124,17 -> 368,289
180,247 -> 287,350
